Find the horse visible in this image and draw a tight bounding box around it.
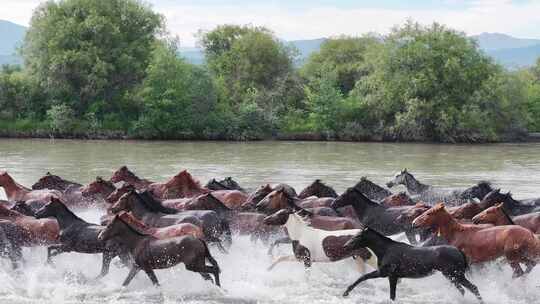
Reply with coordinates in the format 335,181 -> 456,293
381,192 -> 415,208
412,203 -> 540,277
460,181 -> 494,201
263,210 -> 377,272
97,214 -> 221,287
264,208 -> 363,255
472,203 -> 540,234
10,201 -> 37,216
0,171 -> 61,202
447,189 -> 509,220
0,204 -> 59,245
256,188 -> 335,216
341,225 -> 483,302
209,190 -> 248,210
32,172 -> 82,192
206,177 -> 246,192
330,187 -> 420,244
298,179 -> 338,199
148,170 -> 208,199
109,165 -> 153,190
81,177 -> 117,201
353,177 -> 392,202
109,190 -> 231,248
35,198 -> 128,278
0,220 -> 25,268
479,189 -> 540,216
117,211 -> 204,239
240,184 -> 274,211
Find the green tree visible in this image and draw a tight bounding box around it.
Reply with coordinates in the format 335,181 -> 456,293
134,40 -> 218,138
302,36 -> 380,95
22,0 -> 163,117
0,65 -> 45,119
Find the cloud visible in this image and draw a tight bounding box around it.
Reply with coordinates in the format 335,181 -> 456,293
2,0 -> 540,47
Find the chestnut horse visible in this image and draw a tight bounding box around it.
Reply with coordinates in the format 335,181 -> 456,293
110,166 -> 153,190
381,192 -> 415,208
472,203 -> 540,234
0,171 -> 61,202
81,177 -> 117,200
240,184 -> 274,210
413,203 -> 540,277
148,170 -> 208,199
32,172 -> 82,192
117,211 -> 204,239
0,204 -> 58,245
210,190 -> 248,209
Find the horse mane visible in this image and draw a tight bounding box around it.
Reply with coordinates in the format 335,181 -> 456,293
205,192 -> 232,211
52,199 -> 87,222
115,214 -> 152,237
350,187 -> 382,207
117,212 -> 152,235
137,190 -> 178,214
499,206 -> 515,225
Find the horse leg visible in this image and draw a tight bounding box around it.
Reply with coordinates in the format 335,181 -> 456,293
46,245 -> 67,265
343,270 -> 383,297
509,261 -> 525,278
122,266 -> 140,287
186,262 -> 221,287
388,276 -> 398,301
442,272 -> 465,296
200,272 -> 213,282
405,231 -> 417,245
96,251 -> 114,279
524,260 -> 536,274
267,255 -> 297,271
143,268 -> 160,286
267,237 -> 291,256
455,273 -> 484,303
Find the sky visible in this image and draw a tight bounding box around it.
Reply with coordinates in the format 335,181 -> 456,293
1,0 -> 540,47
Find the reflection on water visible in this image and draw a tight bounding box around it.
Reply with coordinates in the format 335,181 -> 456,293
0,138 -> 540,303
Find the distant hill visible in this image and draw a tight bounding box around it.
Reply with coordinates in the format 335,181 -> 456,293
0,20 -> 26,57
1,18 -> 539,69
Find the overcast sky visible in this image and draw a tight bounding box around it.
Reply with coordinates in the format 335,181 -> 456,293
2,0 -> 540,47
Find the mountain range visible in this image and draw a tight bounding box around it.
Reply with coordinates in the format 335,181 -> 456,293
1,19 -> 539,69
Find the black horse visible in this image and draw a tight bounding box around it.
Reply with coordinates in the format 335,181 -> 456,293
353,177 -> 392,202
98,214 -> 221,287
481,189 -> 540,216
206,177 -> 245,192
35,198 -> 128,278
330,187 -> 420,243
298,179 -> 338,199
342,226 -> 483,302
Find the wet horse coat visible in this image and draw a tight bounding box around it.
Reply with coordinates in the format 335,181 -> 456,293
267,213 -> 377,271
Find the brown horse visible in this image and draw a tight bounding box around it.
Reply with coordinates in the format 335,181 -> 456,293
81,177 -> 117,200
0,204 -> 58,245
413,203 -> 540,277
210,190 -> 248,209
257,189 -> 332,214
240,184 -> 274,210
148,170 -> 208,199
298,179 -> 338,199
0,171 -> 61,202
110,166 -> 153,190
32,172 -> 82,192
381,192 -> 415,208
472,204 -> 540,234
117,211 -> 204,239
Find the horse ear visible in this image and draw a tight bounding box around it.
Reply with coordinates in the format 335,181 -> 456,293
403,168 -> 408,173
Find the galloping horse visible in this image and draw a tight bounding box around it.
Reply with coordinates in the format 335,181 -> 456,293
206,177 -> 246,192
263,210 -> 377,272
341,225 -> 483,302
256,188 -> 336,216
0,171 -> 61,202
381,192 -> 415,208
472,203 -> 540,234
32,172 -> 82,192
479,189 -> 540,216
98,215 -> 221,287
413,203 -> 540,277
148,170 -> 208,199
109,166 -> 153,190
298,179 -> 338,199
0,204 -> 58,245
81,177 -> 117,201
117,211 -> 204,239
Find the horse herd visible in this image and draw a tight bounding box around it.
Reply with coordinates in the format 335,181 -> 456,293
1,167 -> 540,302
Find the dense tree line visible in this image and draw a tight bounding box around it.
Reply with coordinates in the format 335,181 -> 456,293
0,0 -> 539,142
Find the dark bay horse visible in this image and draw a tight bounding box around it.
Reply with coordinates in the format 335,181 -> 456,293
32,172 -> 82,192
413,203 -> 540,277
206,177 -> 245,192
472,203 -> 540,234
330,188 -> 419,243
479,189 -> 540,216
110,166 -> 153,190
35,198 -> 127,278
342,226 -> 483,302
353,177 -> 392,202
97,215 -> 221,287
241,184 -> 274,211
298,179 -> 338,199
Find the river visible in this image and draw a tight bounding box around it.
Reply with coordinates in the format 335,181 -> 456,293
0,138 -> 539,303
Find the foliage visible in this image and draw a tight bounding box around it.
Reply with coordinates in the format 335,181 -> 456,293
22,0 -> 163,117
46,104 -> 76,133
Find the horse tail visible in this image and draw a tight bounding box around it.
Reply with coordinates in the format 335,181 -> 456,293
201,239 -> 221,273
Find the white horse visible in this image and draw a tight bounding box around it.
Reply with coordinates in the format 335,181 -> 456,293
268,212 -> 378,272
